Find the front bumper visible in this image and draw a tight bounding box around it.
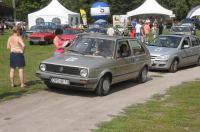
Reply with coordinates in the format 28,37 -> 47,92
36,70 -> 99,91
29,39 -> 47,44
150,59 -> 171,70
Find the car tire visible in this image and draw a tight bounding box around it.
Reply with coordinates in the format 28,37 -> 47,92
30,41 -> 33,45
95,75 -> 111,96
169,60 -> 178,73
137,67 -> 148,83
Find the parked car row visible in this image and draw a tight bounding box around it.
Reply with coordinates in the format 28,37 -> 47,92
28,26 -> 82,45
36,33 -> 200,96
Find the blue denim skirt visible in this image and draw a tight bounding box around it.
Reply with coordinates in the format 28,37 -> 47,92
10,52 -> 25,68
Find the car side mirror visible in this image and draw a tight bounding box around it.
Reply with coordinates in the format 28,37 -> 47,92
183,44 -> 190,49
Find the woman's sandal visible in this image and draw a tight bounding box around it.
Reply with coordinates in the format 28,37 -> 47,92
11,84 -> 16,87
20,84 -> 26,88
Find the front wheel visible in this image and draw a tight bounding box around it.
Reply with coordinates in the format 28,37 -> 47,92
137,67 -> 148,83
169,60 -> 178,73
95,76 -> 111,96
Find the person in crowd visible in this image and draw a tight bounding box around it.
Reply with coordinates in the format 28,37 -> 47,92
153,18 -> 158,26
21,22 -> 27,39
0,21 -> 4,35
152,23 -> 158,39
144,20 -> 151,42
131,18 -> 137,29
135,20 -> 142,39
7,27 -> 26,88
129,27 -> 136,38
16,23 -> 23,36
158,18 -> 164,35
53,28 -> 69,56
107,26 -> 115,36
140,21 -> 145,43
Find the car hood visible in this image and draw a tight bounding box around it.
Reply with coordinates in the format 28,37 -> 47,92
42,53 -> 111,68
147,46 -> 177,56
61,35 -> 76,41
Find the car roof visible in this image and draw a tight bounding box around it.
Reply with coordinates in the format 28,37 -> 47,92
160,34 -> 188,37
161,34 -> 199,38
79,33 -> 135,41
172,25 -> 190,28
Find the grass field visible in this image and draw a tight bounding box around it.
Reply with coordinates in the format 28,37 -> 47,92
0,30 -> 53,101
94,81 -> 200,132
0,29 -> 200,101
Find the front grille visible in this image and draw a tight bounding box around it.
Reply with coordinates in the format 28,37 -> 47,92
30,37 -> 41,40
46,64 -> 80,76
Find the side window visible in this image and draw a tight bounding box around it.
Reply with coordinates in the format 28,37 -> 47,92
191,37 -> 200,47
182,37 -> 190,49
129,40 -> 145,55
117,40 -> 131,58
36,17 -> 44,25
52,17 -> 61,25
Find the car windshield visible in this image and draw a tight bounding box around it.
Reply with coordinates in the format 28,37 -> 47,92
149,36 -> 182,48
36,27 -> 54,33
171,27 -> 190,32
68,37 -> 115,57
63,29 -> 81,35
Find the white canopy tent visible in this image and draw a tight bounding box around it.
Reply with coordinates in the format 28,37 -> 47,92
28,0 -> 80,29
127,0 -> 174,18
186,5 -> 200,18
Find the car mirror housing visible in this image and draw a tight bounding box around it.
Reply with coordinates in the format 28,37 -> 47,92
183,45 -> 190,49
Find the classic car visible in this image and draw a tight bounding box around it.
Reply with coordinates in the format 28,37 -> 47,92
28,27 -> 56,45
60,28 -> 82,44
147,34 -> 200,72
36,34 -> 150,96
170,25 -> 193,35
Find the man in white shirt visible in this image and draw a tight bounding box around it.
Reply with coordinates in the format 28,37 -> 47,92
135,21 -> 142,39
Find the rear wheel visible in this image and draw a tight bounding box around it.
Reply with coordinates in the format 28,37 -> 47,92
169,60 -> 178,73
95,76 -> 111,96
137,67 -> 148,83
30,41 -> 33,45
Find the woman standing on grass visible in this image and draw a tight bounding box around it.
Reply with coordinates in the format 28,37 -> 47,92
7,27 -> 26,88
53,28 -> 69,56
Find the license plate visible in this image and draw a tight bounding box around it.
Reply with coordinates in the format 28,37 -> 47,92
51,78 -> 70,85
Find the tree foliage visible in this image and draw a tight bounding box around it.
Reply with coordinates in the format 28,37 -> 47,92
3,0 -> 200,21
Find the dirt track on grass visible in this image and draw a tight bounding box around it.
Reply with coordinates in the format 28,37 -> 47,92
0,66 -> 199,132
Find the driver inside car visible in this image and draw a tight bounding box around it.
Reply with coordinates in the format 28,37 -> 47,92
119,44 -> 129,57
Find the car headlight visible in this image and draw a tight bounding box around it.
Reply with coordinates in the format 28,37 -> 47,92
157,55 -> 169,60
40,64 -> 46,71
80,69 -> 88,77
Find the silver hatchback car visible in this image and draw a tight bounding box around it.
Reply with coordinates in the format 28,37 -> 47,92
171,25 -> 193,35
147,34 -> 200,72
36,34 -> 150,96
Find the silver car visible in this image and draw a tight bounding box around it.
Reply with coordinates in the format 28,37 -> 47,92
36,34 -> 150,96
171,25 -> 193,35
147,34 -> 200,72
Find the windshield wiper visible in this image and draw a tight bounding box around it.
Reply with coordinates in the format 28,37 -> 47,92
68,49 -> 84,55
